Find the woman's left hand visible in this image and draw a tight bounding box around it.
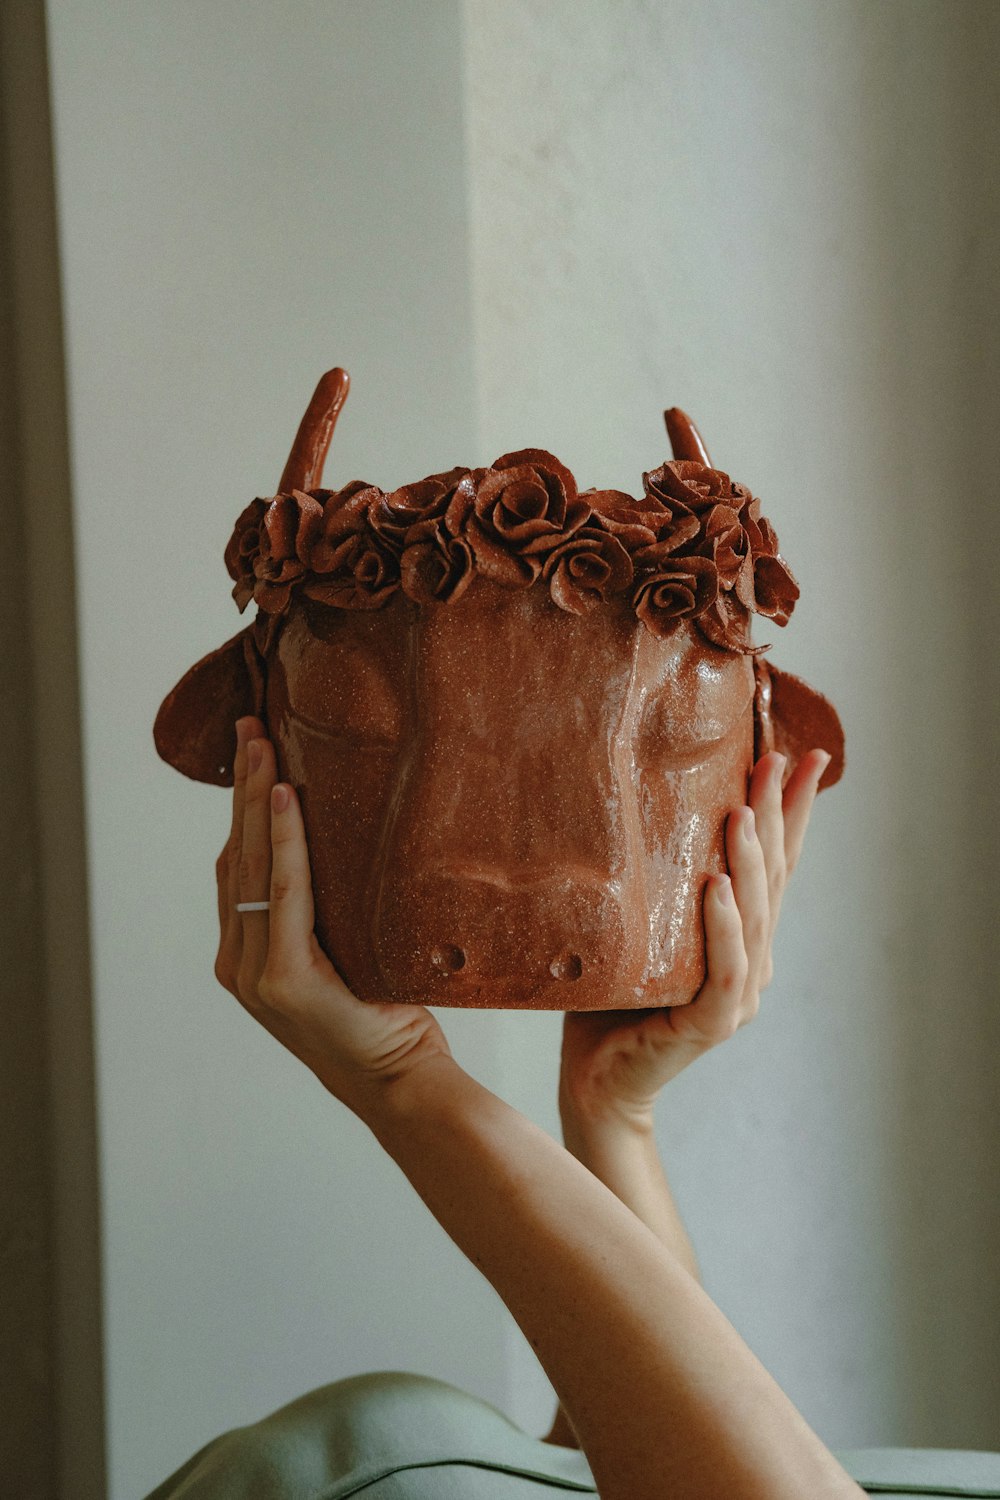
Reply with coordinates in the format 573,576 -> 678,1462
559,748 -> 831,1135
214,717 -> 451,1115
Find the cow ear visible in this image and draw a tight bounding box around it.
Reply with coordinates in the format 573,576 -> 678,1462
154,626 -> 266,786
753,660 -> 844,792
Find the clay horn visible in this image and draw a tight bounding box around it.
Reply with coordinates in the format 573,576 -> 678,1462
664,407 -> 713,467
153,368 -> 351,787
278,366 -> 350,492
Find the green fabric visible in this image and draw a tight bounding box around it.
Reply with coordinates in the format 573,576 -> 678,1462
832,1448 -> 1000,1498
143,1372 -> 597,1498
144,1371 -> 1000,1500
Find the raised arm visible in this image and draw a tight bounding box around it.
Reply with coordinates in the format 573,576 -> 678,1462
214,718 -> 860,1500
545,749 -> 828,1446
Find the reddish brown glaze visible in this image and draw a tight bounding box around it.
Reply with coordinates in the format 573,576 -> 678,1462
753,659 -> 844,793
278,367 -> 350,494
263,590 -> 755,1008
664,407 -> 713,466
154,626 -> 264,786
154,368 -> 845,1009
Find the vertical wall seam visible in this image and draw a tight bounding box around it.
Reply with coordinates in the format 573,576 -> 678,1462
0,2 -> 107,1495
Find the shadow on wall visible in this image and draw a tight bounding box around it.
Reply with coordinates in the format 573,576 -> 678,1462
463,0 -> 1000,1450
0,3 -> 106,1499
870,0 -> 1000,1446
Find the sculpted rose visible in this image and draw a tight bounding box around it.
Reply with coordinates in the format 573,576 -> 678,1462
447,449 -> 591,588
400,517 -> 475,604
225,489 -> 323,615
370,467 -> 469,552
542,525 -> 633,615
699,502 -> 756,608
225,431 -> 796,649
632,542 -> 719,639
224,497 -> 268,611
588,487 -> 696,553
303,483 -> 399,610
643,459 -> 750,517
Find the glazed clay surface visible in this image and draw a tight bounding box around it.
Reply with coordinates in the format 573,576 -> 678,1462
267,589 -> 754,1009
155,367 -> 844,1010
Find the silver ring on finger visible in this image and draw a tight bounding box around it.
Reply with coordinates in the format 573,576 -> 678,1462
236,901 -> 271,913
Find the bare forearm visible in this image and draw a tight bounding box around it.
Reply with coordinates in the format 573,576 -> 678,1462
360,1056 -> 862,1500
561,1108 -> 700,1281
548,1109 -> 699,1449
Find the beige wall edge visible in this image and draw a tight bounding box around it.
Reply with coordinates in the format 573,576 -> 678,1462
0,2 -> 106,1497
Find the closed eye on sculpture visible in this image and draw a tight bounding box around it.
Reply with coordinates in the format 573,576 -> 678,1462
284,664 -> 403,743
284,700 -> 402,747
636,667 -> 754,768
275,603 -> 407,745
636,702 -> 746,769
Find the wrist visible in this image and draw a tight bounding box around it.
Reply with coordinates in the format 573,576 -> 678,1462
559,1086 -> 656,1160
349,1049 -> 475,1141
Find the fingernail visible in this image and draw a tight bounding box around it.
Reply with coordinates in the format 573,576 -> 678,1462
742,807 -> 756,841
272,784 -> 289,813
715,874 -> 733,905
815,751 -> 832,776
236,718 -> 252,747
247,739 -> 262,773
772,753 -> 787,783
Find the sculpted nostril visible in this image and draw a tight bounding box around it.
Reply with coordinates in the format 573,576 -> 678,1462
549,952 -> 583,982
431,944 -> 466,974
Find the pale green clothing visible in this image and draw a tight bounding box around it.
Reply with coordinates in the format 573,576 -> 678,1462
145,1371 -> 1000,1499
145,1373 -> 596,1498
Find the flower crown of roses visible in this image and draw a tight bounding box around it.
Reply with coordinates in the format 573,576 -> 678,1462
224,370 -> 799,656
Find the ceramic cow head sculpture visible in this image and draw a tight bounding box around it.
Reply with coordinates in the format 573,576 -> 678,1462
155,368 -> 844,1010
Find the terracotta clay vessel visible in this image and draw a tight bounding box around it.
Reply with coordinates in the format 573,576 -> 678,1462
155,368 -> 844,1010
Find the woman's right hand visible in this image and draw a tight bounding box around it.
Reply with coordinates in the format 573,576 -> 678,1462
214,717 -> 452,1117
559,748 -> 831,1136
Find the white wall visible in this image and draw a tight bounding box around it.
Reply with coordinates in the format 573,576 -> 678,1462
44,5 -> 514,1498
466,0 -> 1000,1450
43,1 -> 998,1495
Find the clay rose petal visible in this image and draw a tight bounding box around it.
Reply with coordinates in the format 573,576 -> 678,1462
643,460 -> 737,516
371,467 -> 468,553
699,503 -> 756,608
303,484 -> 399,609
632,554 -> 719,639
491,447 -> 578,499
740,493 -> 780,559
542,527 -> 633,615
303,528 -> 399,610
466,512 -> 542,588
586,488 -> 674,551
225,497 -> 267,577
264,490 -> 324,568
695,595 -> 760,654
400,520 -> 475,605
442,469 -> 484,536
751,552 -> 800,626
225,497 -> 269,612
481,470 -> 558,541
